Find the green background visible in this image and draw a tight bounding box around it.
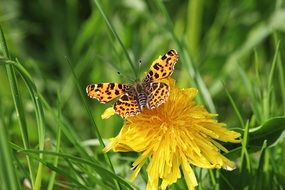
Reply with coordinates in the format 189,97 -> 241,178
1,0 -> 285,189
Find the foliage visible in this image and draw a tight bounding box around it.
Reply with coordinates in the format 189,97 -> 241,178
1,0 -> 285,189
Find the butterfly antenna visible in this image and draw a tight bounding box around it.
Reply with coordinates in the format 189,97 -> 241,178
135,59 -> 142,81
117,71 -> 135,83
138,60 -> 142,74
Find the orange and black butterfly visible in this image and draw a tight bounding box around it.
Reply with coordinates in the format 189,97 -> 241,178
86,49 -> 179,118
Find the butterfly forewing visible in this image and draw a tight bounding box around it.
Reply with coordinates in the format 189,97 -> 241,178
144,49 -> 178,83
86,83 -> 129,103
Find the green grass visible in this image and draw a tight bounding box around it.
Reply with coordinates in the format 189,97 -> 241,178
1,0 -> 285,189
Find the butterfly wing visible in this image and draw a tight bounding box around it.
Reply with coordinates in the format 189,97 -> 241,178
144,49 -> 178,83
114,94 -> 140,118
86,83 -> 130,103
146,82 -> 170,109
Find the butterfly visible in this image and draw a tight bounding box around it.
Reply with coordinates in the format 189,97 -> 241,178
86,49 -> 179,118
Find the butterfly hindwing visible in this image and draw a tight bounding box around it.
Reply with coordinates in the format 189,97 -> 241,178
144,49 -> 178,83
86,83 -> 129,103
114,94 -> 140,118
146,82 -> 170,109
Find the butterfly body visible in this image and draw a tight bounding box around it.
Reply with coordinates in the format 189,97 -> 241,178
86,49 -> 179,118
126,82 -> 148,111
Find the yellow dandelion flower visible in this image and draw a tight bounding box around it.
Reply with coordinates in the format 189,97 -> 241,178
103,79 -> 241,190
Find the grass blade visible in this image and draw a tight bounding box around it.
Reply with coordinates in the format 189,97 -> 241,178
93,0 -> 137,78
19,149 -> 137,190
47,93 -> 63,190
0,25 -> 35,187
154,0 -> 216,113
66,57 -> 121,189
0,113 -> 21,190
224,85 -> 245,128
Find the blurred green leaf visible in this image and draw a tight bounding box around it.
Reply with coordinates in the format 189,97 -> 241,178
248,116 -> 285,147
226,116 -> 285,160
